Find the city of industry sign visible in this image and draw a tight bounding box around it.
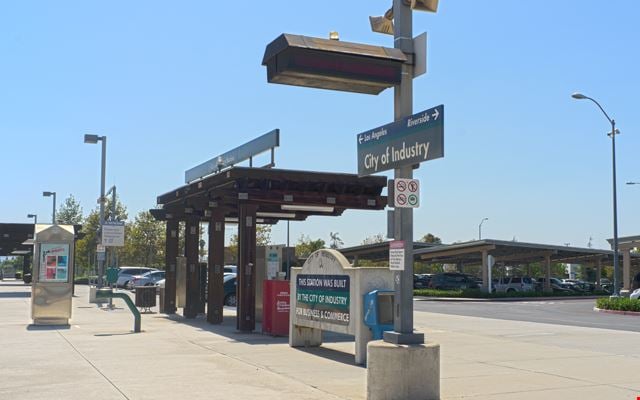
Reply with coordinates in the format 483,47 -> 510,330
357,104 -> 444,176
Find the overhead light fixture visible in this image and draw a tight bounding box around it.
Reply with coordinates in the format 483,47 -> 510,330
329,31 -> 339,40
281,204 -> 334,213
369,8 -> 394,35
409,0 -> 439,12
256,212 -> 297,219
83,134 -> 100,144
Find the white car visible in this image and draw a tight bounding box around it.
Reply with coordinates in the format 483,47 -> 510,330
115,267 -> 158,288
630,289 -> 640,300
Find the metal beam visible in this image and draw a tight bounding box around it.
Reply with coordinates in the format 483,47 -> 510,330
418,245 -> 496,261
207,210 -> 225,324
164,220 -> 179,314
493,250 -> 557,263
237,204 -> 258,332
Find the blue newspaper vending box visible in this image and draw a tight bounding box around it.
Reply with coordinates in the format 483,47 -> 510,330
363,289 -> 394,340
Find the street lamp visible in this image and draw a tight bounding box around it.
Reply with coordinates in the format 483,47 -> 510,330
84,134 -> 107,287
627,182 -> 640,185
479,217 -> 488,240
572,92 -> 620,296
42,192 -> 56,224
27,214 -> 38,225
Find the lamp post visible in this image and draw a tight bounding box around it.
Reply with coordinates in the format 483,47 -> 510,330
84,134 -> 107,287
479,217 -> 488,240
42,192 -> 56,224
572,93 -> 620,296
627,182 -> 640,186
27,214 -> 38,225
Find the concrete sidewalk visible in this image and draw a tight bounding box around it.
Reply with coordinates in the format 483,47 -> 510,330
1,282 -> 639,400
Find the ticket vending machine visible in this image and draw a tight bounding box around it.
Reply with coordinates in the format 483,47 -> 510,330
31,224 -> 75,325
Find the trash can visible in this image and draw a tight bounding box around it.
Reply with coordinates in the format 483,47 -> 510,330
135,286 -> 157,311
262,280 -> 290,336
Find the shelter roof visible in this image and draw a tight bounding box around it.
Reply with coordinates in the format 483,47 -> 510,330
0,223 -> 83,256
153,167 -> 388,222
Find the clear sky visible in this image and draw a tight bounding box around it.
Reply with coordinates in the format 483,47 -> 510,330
1,1 -> 638,250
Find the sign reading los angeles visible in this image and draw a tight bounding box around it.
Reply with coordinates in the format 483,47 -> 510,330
357,104 -> 444,176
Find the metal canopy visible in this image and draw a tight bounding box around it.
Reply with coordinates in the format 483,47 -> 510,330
339,241 -> 441,262
153,166 -> 388,221
262,34 -> 407,95
0,223 -> 83,256
415,239 -> 640,267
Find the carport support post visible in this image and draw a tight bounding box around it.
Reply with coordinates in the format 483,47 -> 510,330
622,248 -> 631,290
481,250 -> 489,292
237,204 -> 257,332
544,254 -> 552,292
22,254 -> 31,283
164,219 -> 179,314
207,210 -> 225,324
184,217 -> 200,318
595,258 -> 602,289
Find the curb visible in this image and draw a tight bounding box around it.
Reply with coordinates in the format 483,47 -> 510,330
593,307 -> 640,316
415,296 -> 605,302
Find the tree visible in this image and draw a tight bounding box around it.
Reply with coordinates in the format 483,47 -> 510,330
56,194 -> 83,225
123,211 -> 165,267
295,234 -> 325,258
228,225 -> 272,255
419,233 -> 442,244
329,232 -> 344,249
74,196 -> 128,276
361,233 -> 385,245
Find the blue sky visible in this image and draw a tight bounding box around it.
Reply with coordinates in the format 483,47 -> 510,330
1,1 -> 638,250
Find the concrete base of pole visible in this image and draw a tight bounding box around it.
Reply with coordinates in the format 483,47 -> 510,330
367,340 -> 440,400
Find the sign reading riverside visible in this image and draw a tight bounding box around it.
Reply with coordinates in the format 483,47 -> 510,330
357,104 -> 444,176
296,274 -> 350,326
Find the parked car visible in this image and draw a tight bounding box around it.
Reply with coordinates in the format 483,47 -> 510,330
126,270 -> 165,290
630,288 -> 640,300
224,265 -> 237,274
562,279 -> 591,292
414,274 -> 432,289
536,277 -> 572,293
428,273 -> 479,290
223,273 -> 237,306
493,276 -> 535,293
115,266 -> 159,288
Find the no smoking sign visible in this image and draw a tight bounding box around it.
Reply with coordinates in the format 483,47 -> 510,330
392,178 -> 420,208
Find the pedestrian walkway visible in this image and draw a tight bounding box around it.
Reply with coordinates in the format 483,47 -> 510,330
0,282 -> 639,399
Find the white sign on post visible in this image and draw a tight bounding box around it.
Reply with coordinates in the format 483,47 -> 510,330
101,221 -> 125,247
393,178 -> 420,208
389,240 -> 405,271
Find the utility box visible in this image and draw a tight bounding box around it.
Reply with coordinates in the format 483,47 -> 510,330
262,280 -> 290,336
31,224 -> 75,325
363,289 -> 394,340
289,249 -> 393,364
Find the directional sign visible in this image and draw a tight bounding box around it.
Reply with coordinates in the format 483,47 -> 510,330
357,104 -> 444,176
101,221 -> 125,247
393,178 -> 420,208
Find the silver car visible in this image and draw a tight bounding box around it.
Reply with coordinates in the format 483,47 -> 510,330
126,270 -> 165,289
116,267 -> 158,288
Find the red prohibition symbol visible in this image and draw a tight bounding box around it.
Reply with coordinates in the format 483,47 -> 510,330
396,180 -> 407,192
408,181 -> 418,192
396,193 -> 407,205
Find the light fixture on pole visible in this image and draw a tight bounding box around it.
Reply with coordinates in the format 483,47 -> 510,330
84,133 -> 107,288
27,214 -> 38,225
479,217 -> 488,240
42,191 -> 56,224
627,182 -> 640,186
572,92 -> 620,296
369,0 -> 439,35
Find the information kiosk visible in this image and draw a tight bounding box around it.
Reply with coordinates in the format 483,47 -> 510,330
31,224 -> 75,325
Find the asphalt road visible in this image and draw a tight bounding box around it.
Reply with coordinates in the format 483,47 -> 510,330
414,298 -> 640,332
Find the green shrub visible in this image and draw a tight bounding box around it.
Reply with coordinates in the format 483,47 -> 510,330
596,297 -> 640,312
15,271 -> 22,279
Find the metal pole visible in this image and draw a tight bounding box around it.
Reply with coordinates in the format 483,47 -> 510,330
98,137 -> 107,288
479,224 -> 481,240
611,119 -> 620,296
383,0 -> 422,345
52,192 -> 57,224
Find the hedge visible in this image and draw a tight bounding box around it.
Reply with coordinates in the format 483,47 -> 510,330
596,297 -> 640,312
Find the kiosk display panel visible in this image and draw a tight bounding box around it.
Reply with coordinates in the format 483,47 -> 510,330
39,243 -> 70,282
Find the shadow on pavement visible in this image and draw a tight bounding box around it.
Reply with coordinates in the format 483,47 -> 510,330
26,324 -> 70,331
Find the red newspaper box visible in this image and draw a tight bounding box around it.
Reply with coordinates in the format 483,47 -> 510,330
262,280 -> 290,336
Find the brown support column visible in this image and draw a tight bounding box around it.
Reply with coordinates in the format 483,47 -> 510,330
622,248 -> 631,291
595,258 -> 602,290
207,210 -> 225,324
237,204 -> 257,332
184,217 -> 200,318
544,254 -> 552,292
22,255 -> 31,283
164,219 -> 179,314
